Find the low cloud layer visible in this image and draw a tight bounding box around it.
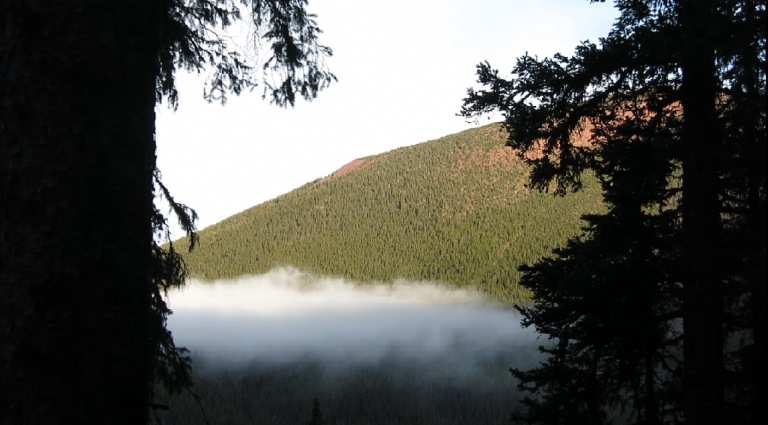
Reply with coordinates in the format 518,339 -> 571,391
166,267 -> 539,374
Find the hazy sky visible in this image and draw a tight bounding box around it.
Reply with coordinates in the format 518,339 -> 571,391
155,0 -> 618,234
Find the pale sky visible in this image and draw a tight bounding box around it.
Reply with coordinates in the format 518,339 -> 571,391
155,0 -> 618,236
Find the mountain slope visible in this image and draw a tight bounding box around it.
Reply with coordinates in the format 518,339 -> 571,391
175,123 -> 603,302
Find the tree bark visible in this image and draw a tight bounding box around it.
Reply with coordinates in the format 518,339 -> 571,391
679,0 -> 724,423
739,3 -> 767,422
1,1 -> 160,423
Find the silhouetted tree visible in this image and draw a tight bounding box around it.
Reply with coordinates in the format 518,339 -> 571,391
461,0 -> 765,423
307,398 -> 326,425
508,116 -> 683,423
0,1 -> 334,424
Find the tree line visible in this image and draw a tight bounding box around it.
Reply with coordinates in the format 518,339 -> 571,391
155,354 -> 526,425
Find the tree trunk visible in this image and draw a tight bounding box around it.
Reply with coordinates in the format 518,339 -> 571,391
679,0 -> 724,423
0,1 -> 160,423
739,3 -> 767,422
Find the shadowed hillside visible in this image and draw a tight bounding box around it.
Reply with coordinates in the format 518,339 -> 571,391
175,123 -> 603,302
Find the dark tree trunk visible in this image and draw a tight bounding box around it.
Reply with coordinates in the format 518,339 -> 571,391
739,4 -> 767,422
679,0 -> 724,423
1,1 -> 160,424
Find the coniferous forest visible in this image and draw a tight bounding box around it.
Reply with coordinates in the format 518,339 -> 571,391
174,124 -> 604,304
1,1 -> 763,424
168,1 -> 765,424
161,123 -> 603,424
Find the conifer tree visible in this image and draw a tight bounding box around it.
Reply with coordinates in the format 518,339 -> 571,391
508,107 -> 683,423
0,1 -> 334,424
461,0 -> 765,423
307,398 -> 326,425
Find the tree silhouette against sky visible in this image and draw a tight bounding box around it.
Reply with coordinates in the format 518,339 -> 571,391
0,1 -> 334,424
462,0 -> 765,423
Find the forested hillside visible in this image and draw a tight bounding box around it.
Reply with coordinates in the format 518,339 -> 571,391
175,123 -> 603,302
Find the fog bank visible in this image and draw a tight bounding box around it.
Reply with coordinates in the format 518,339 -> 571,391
166,268 -> 538,371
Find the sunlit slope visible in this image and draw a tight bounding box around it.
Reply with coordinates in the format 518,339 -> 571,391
175,123 -> 603,302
